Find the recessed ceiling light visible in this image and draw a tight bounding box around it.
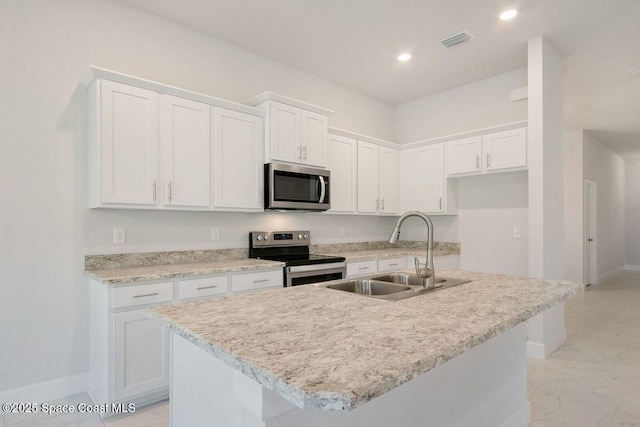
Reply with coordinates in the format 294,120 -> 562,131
499,9 -> 518,20
398,53 -> 412,62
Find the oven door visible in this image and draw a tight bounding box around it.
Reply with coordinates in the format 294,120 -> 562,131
285,262 -> 346,287
266,163 -> 330,211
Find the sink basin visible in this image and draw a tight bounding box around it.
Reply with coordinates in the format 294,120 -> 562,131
322,273 -> 471,302
371,273 -> 471,289
326,280 -> 411,296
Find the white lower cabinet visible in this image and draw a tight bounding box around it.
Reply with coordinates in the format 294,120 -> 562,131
113,309 -> 170,401
89,267 -> 282,409
378,257 -> 406,272
346,260 -> 378,277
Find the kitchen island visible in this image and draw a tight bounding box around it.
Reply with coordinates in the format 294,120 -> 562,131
151,270 -> 582,427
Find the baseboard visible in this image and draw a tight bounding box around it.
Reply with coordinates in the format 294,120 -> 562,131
625,264 -> 640,271
598,266 -> 626,283
0,373 -> 88,413
501,400 -> 531,427
526,327 -> 567,359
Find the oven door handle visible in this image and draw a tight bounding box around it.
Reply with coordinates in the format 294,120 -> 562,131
286,262 -> 346,274
318,176 -> 326,204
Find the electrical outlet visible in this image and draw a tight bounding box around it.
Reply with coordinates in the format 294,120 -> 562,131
339,227 -> 346,237
513,226 -> 522,239
211,227 -> 220,241
113,228 -> 126,244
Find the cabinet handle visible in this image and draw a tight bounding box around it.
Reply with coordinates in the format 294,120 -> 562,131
252,278 -> 270,283
439,197 -> 443,210
297,146 -> 302,160
487,154 -> 491,168
168,182 -> 173,202
381,198 -> 385,211
152,180 -> 157,202
303,146 -> 308,161
196,285 -> 218,290
133,292 -> 159,298
389,263 -> 400,266
476,155 -> 480,169
359,266 -> 371,270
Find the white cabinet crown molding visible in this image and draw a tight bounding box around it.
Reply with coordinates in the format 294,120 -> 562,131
82,66 -> 266,117
246,91 -> 333,116
400,120 -> 528,150
328,127 -> 398,149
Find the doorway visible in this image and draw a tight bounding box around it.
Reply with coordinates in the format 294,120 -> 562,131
584,180 -> 597,285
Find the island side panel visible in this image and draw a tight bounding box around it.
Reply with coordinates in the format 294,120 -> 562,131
170,323 -> 531,427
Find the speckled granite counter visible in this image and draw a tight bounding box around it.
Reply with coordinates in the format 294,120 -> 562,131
85,258 -> 284,284
151,270 -> 583,411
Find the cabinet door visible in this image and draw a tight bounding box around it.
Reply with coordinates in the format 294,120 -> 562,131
212,107 -> 264,210
269,101 -> 301,163
483,128 -> 527,171
163,95 -> 210,207
402,144 -> 445,213
113,309 -> 169,400
378,147 -> 399,214
357,141 -> 380,213
446,136 -> 482,176
301,110 -> 327,167
100,80 -> 158,205
327,134 -> 357,213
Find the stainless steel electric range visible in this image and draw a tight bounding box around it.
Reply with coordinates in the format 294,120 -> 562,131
249,231 -> 346,287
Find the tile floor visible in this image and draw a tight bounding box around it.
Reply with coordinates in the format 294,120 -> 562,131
1,270 -> 638,426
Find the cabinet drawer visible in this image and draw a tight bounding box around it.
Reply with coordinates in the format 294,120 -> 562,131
232,270 -> 282,293
377,257 -> 406,272
346,260 -> 378,277
113,282 -> 174,309
178,276 -> 228,300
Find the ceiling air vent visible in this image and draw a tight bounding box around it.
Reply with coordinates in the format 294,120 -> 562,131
438,30 -> 474,50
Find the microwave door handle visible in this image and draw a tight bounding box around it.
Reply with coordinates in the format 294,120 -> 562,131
318,176 -> 326,203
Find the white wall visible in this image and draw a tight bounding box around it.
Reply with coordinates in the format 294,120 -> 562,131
0,0 -> 397,392
393,68 -> 528,144
457,173 -> 529,276
582,132 -> 626,278
564,130 -> 585,283
626,160 -> 640,267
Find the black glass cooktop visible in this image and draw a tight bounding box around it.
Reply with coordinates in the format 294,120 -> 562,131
258,253 -> 345,267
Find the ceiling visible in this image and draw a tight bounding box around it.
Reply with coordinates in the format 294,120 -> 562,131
118,0 -> 640,157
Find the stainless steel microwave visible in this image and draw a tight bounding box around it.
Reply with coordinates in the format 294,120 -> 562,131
264,163 -> 330,211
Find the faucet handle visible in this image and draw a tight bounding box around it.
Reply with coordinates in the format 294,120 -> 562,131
414,257 -> 433,279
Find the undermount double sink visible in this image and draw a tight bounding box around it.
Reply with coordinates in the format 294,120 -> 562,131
324,273 -> 471,301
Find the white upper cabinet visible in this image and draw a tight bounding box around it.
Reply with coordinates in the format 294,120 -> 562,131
483,128 -> 527,172
212,107 -> 264,211
357,141 -> 380,214
84,67 -> 266,211
301,110 -> 328,167
270,101 -> 301,163
327,133 -> 357,213
162,95 -> 211,208
99,80 -> 159,206
446,136 -> 482,176
446,128 -> 527,177
402,143 -> 456,214
356,141 -> 399,215
247,92 -> 332,168
378,146 -> 399,215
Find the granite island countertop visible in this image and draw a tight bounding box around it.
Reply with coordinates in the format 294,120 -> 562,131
151,270 -> 583,411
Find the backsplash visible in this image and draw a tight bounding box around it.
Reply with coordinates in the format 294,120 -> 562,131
85,241 -> 460,270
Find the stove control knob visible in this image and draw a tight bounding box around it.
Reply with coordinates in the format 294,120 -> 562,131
303,234 -> 309,239
263,235 -> 269,240
256,235 -> 263,241
297,234 -> 303,239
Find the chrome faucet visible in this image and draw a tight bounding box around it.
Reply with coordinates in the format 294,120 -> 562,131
388,211 -> 437,289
